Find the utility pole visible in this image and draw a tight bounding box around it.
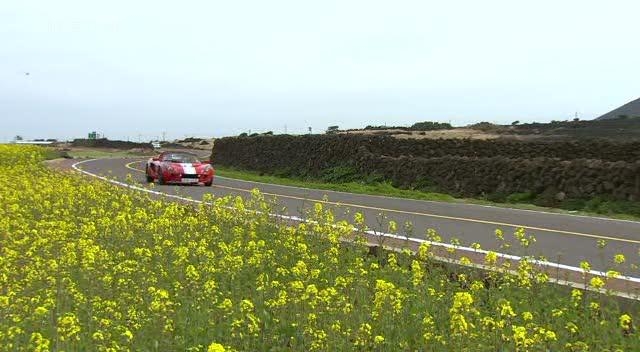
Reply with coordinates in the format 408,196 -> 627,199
162,131 -> 166,141
308,126 -> 312,134
284,125 -> 287,134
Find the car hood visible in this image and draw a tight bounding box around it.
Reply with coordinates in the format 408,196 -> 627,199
165,162 -> 211,172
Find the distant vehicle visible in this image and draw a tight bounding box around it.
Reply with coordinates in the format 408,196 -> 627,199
151,141 -> 161,149
145,151 -> 214,186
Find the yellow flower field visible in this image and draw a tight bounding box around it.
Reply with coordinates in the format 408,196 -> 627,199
0,145 -> 638,351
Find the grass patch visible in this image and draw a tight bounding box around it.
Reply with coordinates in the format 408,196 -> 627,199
215,166 -> 640,221
579,197 -> 640,217
216,166 -> 456,202
42,148 -> 68,160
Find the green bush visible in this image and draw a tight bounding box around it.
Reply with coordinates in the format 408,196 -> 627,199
506,192 -> 535,203
484,192 -> 508,203
532,188 -> 560,208
410,177 -> 437,192
409,121 -> 452,131
320,166 -> 362,183
583,197 -> 640,217
559,198 -> 587,211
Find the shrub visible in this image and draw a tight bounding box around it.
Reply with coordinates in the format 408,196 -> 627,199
409,121 -> 452,131
506,192 -> 535,203
320,165 -> 361,183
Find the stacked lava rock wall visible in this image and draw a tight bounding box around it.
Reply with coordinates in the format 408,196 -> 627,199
212,135 -> 640,201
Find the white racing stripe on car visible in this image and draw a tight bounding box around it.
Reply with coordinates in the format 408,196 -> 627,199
180,163 -> 196,175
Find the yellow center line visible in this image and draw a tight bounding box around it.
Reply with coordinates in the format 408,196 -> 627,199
124,160 -> 640,244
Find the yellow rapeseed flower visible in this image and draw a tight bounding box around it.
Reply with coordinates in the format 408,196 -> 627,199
29,332 -> 50,352
485,251 -> 498,265
498,299 -> 516,318
565,322 -> 579,334
606,270 -> 620,278
613,254 -> 626,265
57,313 -> 81,342
620,314 -> 632,331
579,261 -> 591,271
207,342 -> 226,352
589,276 -> 605,289
512,325 -> 533,349
571,289 -> 582,307
417,242 -> 431,260
388,220 -> 398,233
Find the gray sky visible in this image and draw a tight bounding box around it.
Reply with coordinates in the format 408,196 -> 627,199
2,0 -> 639,141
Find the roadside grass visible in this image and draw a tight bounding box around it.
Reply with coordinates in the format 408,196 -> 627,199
43,147 -> 156,160
216,166 -> 456,202
1,144 -> 638,350
215,166 -> 640,222
42,148 -> 67,160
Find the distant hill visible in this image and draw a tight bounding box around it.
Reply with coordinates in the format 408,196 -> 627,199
337,117 -> 640,141
597,97 -> 640,120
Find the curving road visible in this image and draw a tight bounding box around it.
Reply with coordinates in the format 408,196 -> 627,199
76,158 -> 640,275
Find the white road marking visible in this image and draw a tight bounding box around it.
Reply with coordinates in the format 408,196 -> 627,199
72,158 -> 640,300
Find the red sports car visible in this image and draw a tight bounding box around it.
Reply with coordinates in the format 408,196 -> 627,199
145,151 -> 215,186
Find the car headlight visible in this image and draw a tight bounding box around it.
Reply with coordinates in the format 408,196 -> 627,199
202,164 -> 213,173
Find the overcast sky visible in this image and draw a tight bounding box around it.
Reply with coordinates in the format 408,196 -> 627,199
2,0 -> 639,141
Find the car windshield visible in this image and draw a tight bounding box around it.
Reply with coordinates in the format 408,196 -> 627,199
163,153 -> 200,163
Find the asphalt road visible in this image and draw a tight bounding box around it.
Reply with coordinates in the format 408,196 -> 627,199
77,158 -> 640,273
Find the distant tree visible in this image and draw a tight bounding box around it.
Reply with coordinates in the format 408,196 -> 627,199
238,132 -> 248,137
410,121 -> 452,131
469,122 -> 497,132
573,118 -> 580,122
14,135 -> 23,141
326,125 -> 340,134
262,131 -> 273,136
511,120 -> 520,126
